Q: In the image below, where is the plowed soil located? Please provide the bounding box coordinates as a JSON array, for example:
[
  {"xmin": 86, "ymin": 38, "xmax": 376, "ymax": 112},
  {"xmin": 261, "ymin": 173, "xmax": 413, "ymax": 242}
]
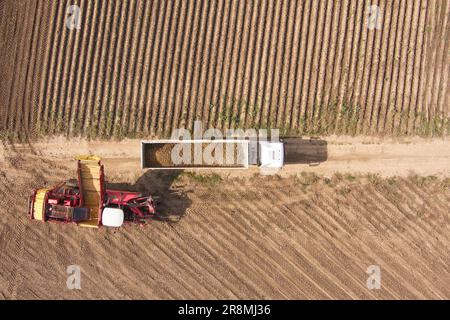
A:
[
  {"xmin": 0, "ymin": 0, "xmax": 449, "ymax": 300},
  {"xmin": 0, "ymin": 0, "xmax": 449, "ymax": 139},
  {"xmin": 0, "ymin": 138, "xmax": 449, "ymax": 299}
]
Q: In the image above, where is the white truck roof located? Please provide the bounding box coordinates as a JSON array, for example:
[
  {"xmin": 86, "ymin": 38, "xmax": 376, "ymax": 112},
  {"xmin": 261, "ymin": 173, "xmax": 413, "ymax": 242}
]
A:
[{"xmin": 259, "ymin": 141, "xmax": 284, "ymax": 168}]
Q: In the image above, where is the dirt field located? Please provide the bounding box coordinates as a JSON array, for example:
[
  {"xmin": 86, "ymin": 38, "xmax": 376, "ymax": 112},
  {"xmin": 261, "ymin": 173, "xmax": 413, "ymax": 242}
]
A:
[
  {"xmin": 0, "ymin": 0, "xmax": 449, "ymax": 300},
  {"xmin": 0, "ymin": 138, "xmax": 449, "ymax": 299},
  {"xmin": 1, "ymin": 0, "xmax": 449, "ymax": 139}
]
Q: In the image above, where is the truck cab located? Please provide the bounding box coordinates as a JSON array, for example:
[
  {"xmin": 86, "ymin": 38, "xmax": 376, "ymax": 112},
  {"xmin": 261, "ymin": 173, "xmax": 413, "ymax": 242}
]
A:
[{"xmin": 258, "ymin": 141, "xmax": 284, "ymax": 168}]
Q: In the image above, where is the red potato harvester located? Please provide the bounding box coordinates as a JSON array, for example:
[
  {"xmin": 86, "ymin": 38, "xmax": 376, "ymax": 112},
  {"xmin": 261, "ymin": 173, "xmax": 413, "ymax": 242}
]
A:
[{"xmin": 28, "ymin": 156, "xmax": 156, "ymax": 228}]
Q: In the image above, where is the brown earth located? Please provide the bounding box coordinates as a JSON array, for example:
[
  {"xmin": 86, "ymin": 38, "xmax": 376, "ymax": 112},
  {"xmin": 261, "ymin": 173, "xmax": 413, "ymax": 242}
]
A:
[
  {"xmin": 0, "ymin": 0, "xmax": 449, "ymax": 139},
  {"xmin": 144, "ymin": 143, "xmax": 178, "ymax": 167},
  {"xmin": 0, "ymin": 138, "xmax": 449, "ymax": 299},
  {"xmin": 10, "ymin": 136, "xmax": 449, "ymax": 178},
  {"xmin": 0, "ymin": 0, "xmax": 449, "ymax": 300}
]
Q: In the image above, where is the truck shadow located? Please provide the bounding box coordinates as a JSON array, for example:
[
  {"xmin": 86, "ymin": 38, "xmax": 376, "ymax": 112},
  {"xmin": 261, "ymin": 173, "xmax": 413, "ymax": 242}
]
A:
[
  {"xmin": 283, "ymin": 137, "xmax": 328, "ymax": 165},
  {"xmin": 107, "ymin": 170, "xmax": 191, "ymax": 223}
]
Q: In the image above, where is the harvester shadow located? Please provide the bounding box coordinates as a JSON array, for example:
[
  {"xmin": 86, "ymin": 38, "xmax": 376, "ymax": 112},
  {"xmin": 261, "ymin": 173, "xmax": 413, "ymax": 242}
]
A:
[
  {"xmin": 107, "ymin": 170, "xmax": 191, "ymax": 224},
  {"xmin": 283, "ymin": 137, "xmax": 328, "ymax": 165}
]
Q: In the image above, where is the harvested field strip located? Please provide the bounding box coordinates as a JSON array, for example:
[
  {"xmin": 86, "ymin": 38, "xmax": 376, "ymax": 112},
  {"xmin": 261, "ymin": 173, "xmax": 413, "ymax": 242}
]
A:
[
  {"xmin": 0, "ymin": 146, "xmax": 449, "ymax": 299},
  {"xmin": 1, "ymin": 0, "xmax": 450, "ymax": 140}
]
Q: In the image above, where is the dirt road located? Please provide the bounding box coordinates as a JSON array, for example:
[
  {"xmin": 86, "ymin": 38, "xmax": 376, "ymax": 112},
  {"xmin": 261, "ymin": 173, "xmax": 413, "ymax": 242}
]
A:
[
  {"xmin": 283, "ymin": 136, "xmax": 450, "ymax": 178},
  {"xmin": 6, "ymin": 136, "xmax": 449, "ymax": 178}
]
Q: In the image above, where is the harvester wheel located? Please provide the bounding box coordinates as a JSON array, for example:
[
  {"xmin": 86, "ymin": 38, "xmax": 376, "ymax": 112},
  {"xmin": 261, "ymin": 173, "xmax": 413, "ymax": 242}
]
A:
[{"xmin": 152, "ymin": 195, "xmax": 161, "ymax": 205}]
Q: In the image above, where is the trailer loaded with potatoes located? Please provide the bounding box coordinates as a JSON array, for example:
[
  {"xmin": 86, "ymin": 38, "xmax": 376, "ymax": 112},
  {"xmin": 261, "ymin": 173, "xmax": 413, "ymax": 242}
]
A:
[{"xmin": 141, "ymin": 139, "xmax": 284, "ymax": 169}]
